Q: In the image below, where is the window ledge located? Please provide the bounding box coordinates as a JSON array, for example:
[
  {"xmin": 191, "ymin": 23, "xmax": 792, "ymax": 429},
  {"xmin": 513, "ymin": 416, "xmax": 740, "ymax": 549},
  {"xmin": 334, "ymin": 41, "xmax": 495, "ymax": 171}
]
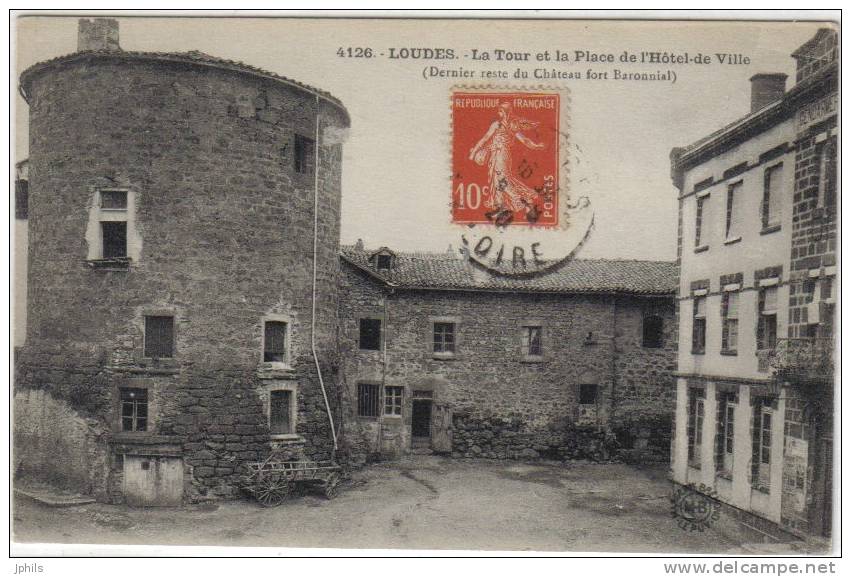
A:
[
  {"xmin": 688, "ymin": 462, "xmax": 702, "ymax": 470},
  {"xmin": 716, "ymin": 471, "xmax": 733, "ymax": 481},
  {"xmin": 723, "ymin": 236, "xmax": 742, "ymax": 246},
  {"xmin": 760, "ymin": 224, "xmax": 781, "ymax": 235},
  {"xmin": 752, "ymin": 485, "xmax": 771, "ymax": 495},
  {"xmin": 258, "ymin": 364, "xmax": 296, "ymax": 379},
  {"xmin": 382, "ymin": 414, "xmax": 403, "ymax": 420},
  {"xmin": 269, "ymin": 434, "xmax": 304, "ymax": 443},
  {"xmin": 720, "ymin": 349, "xmax": 738, "ymax": 356},
  {"xmin": 521, "ymin": 355, "xmax": 545, "ymax": 363},
  {"xmin": 694, "ymin": 245, "xmax": 709, "ymax": 254},
  {"xmin": 432, "ymin": 353, "xmax": 457, "ymax": 361},
  {"xmin": 691, "ymin": 349, "xmax": 706, "ymax": 355},
  {"xmin": 86, "ymin": 257, "xmax": 131, "ymax": 270}
]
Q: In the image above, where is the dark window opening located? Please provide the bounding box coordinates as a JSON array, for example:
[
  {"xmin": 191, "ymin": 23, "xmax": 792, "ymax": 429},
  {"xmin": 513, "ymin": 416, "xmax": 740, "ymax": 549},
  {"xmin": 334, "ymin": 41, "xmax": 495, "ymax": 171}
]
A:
[
  {"xmin": 523, "ymin": 325, "xmax": 543, "ymax": 356},
  {"xmin": 433, "ymin": 322, "xmax": 456, "ymax": 354},
  {"xmin": 819, "ymin": 138, "xmax": 837, "ymax": 210},
  {"xmin": 263, "ymin": 321, "xmax": 287, "ymax": 363},
  {"xmin": 757, "ymin": 286, "xmax": 778, "ymax": 350},
  {"xmin": 579, "ymin": 384, "xmax": 598, "ymax": 405},
  {"xmin": 294, "ymin": 134, "xmax": 314, "ymax": 174},
  {"xmin": 642, "ymin": 315, "xmax": 664, "ymax": 348},
  {"xmin": 269, "ymin": 390, "xmax": 293, "ymax": 435},
  {"xmin": 15, "ymin": 179, "xmax": 28, "ymax": 219},
  {"xmin": 692, "ymin": 297, "xmax": 706, "ymax": 354},
  {"xmin": 695, "ymin": 196, "xmax": 707, "ymax": 247},
  {"xmin": 101, "ymin": 190, "xmax": 128, "ymax": 210},
  {"xmin": 144, "ymin": 315, "xmax": 174, "ymax": 358},
  {"xmin": 384, "ymin": 386, "xmax": 403, "ymax": 416},
  {"xmin": 359, "ymin": 318, "xmax": 382, "ymax": 350},
  {"xmin": 101, "ymin": 221, "xmax": 127, "ymax": 259},
  {"xmin": 120, "ymin": 387, "xmax": 148, "ymax": 432},
  {"xmin": 376, "ymin": 254, "xmax": 392, "ymax": 271},
  {"xmin": 357, "ymin": 383, "xmax": 380, "ymax": 418}
]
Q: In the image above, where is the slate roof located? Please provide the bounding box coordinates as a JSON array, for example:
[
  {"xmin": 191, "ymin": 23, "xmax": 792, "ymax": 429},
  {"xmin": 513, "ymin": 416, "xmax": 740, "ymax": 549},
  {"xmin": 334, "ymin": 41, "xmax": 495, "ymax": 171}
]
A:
[
  {"xmin": 341, "ymin": 246, "xmax": 677, "ymax": 296},
  {"xmin": 19, "ymin": 49, "xmax": 348, "ymax": 121}
]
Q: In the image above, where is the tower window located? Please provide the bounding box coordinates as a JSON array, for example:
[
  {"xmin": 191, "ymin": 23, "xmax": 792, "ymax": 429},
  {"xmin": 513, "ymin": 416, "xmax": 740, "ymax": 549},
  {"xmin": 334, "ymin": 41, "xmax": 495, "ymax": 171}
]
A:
[
  {"xmin": 263, "ymin": 321, "xmax": 288, "ymax": 364},
  {"xmin": 101, "ymin": 221, "xmax": 127, "ymax": 259},
  {"xmin": 144, "ymin": 316, "xmax": 174, "ymax": 358},
  {"xmin": 294, "ymin": 134, "xmax": 314, "ymax": 174}
]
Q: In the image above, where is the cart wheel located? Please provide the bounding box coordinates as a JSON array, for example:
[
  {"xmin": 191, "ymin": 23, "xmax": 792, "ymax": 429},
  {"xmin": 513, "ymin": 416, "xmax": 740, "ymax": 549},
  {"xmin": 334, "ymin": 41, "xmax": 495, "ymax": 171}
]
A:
[
  {"xmin": 256, "ymin": 475, "xmax": 290, "ymax": 508},
  {"xmin": 324, "ymin": 472, "xmax": 341, "ymax": 499}
]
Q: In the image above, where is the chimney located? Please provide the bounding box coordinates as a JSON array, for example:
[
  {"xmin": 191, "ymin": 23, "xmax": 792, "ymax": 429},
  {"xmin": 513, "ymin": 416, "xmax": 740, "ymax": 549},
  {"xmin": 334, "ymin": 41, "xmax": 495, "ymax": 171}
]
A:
[
  {"xmin": 77, "ymin": 18, "xmax": 120, "ymax": 52},
  {"xmin": 749, "ymin": 73, "xmax": 787, "ymax": 112}
]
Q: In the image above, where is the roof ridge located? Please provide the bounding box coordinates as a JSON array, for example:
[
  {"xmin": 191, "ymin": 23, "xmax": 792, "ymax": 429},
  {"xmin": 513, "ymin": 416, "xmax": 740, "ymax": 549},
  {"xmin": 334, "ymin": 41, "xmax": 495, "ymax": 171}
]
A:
[{"xmin": 342, "ymin": 245, "xmax": 673, "ymax": 264}]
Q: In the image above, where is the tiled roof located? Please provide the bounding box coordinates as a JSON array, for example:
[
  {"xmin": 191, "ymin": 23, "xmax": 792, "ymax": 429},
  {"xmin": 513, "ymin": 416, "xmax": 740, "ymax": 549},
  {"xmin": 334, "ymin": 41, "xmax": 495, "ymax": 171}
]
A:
[
  {"xmin": 19, "ymin": 49, "xmax": 348, "ymax": 120},
  {"xmin": 341, "ymin": 246, "xmax": 677, "ymax": 296}
]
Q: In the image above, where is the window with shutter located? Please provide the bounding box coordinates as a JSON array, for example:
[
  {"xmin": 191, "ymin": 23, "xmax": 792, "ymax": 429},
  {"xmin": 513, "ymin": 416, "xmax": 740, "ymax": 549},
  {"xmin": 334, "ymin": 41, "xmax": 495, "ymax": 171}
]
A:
[{"xmin": 144, "ymin": 316, "xmax": 174, "ymax": 358}]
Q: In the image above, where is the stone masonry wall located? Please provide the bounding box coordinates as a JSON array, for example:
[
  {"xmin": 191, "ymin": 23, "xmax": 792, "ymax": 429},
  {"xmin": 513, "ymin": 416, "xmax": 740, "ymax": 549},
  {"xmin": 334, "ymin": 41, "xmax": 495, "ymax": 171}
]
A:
[
  {"xmin": 17, "ymin": 55, "xmax": 347, "ymax": 502},
  {"xmin": 339, "ymin": 262, "xmax": 676, "ymax": 463}
]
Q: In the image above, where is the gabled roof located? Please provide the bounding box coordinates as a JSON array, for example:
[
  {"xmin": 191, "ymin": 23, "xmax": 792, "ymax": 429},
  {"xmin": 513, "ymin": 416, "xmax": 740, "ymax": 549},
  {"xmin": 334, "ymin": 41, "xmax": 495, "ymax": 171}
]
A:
[
  {"xmin": 341, "ymin": 246, "xmax": 677, "ymax": 296},
  {"xmin": 19, "ymin": 49, "xmax": 348, "ymax": 123}
]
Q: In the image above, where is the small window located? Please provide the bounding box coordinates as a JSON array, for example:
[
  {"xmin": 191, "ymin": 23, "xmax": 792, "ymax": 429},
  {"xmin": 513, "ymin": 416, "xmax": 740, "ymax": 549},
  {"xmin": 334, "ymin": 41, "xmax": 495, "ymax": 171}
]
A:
[
  {"xmin": 579, "ymin": 384, "xmax": 598, "ymax": 405},
  {"xmin": 269, "ymin": 389, "xmax": 293, "ymax": 435},
  {"xmin": 642, "ymin": 315, "xmax": 664, "ymax": 348},
  {"xmin": 757, "ymin": 286, "xmax": 778, "ymax": 351},
  {"xmin": 721, "ymin": 292, "xmax": 739, "ymax": 354},
  {"xmin": 725, "ymin": 182, "xmax": 744, "ymax": 240},
  {"xmin": 376, "ymin": 254, "xmax": 392, "ymax": 271},
  {"xmin": 15, "ymin": 178, "xmax": 28, "ymax": 220},
  {"xmin": 357, "ymin": 383, "xmax": 380, "ymax": 418},
  {"xmin": 120, "ymin": 388, "xmax": 148, "ymax": 432},
  {"xmin": 144, "ymin": 316, "xmax": 174, "ymax": 358},
  {"xmin": 695, "ymin": 195, "xmax": 708, "ymax": 247},
  {"xmin": 384, "ymin": 386, "xmax": 403, "ymax": 416},
  {"xmin": 101, "ymin": 190, "xmax": 128, "ymax": 210},
  {"xmin": 359, "ymin": 318, "xmax": 382, "ymax": 350},
  {"xmin": 692, "ymin": 296, "xmax": 707, "ymax": 354},
  {"xmin": 294, "ymin": 134, "xmax": 314, "ymax": 174},
  {"xmin": 101, "ymin": 221, "xmax": 127, "ymax": 259},
  {"xmin": 687, "ymin": 388, "xmax": 706, "ymax": 466},
  {"xmin": 433, "ymin": 322, "xmax": 456, "ymax": 354},
  {"xmin": 263, "ymin": 321, "xmax": 288, "ymax": 363},
  {"xmin": 817, "ymin": 138, "xmax": 837, "ymax": 210},
  {"xmin": 522, "ymin": 325, "xmax": 543, "ymax": 356},
  {"xmin": 762, "ymin": 164, "xmax": 783, "ymax": 229}
]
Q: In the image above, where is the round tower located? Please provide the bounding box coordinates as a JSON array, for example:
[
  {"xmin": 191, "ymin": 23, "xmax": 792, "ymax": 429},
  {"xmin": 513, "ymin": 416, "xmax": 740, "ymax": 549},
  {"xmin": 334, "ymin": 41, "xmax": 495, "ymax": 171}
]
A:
[{"xmin": 16, "ymin": 18, "xmax": 349, "ymax": 504}]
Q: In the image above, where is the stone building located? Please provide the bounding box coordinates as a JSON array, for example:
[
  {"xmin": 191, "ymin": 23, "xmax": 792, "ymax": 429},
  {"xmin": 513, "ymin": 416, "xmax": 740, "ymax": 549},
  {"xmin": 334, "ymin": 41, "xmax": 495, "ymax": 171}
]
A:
[
  {"xmin": 669, "ymin": 28, "xmax": 837, "ymax": 540},
  {"xmin": 14, "ymin": 19, "xmax": 349, "ymax": 505},
  {"xmin": 338, "ymin": 245, "xmax": 678, "ymax": 463}
]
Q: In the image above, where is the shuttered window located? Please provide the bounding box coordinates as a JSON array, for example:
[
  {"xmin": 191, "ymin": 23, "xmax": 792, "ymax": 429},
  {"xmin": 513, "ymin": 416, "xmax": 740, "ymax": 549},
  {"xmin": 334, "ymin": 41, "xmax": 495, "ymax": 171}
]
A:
[
  {"xmin": 144, "ymin": 316, "xmax": 174, "ymax": 358},
  {"xmin": 357, "ymin": 383, "xmax": 380, "ymax": 417},
  {"xmin": 269, "ymin": 390, "xmax": 293, "ymax": 435}
]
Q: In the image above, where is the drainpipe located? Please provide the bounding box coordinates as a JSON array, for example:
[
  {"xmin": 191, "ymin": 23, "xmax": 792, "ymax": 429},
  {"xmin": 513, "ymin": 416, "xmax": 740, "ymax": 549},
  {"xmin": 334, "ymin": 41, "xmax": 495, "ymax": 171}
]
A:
[{"xmin": 311, "ymin": 95, "xmax": 338, "ymax": 453}]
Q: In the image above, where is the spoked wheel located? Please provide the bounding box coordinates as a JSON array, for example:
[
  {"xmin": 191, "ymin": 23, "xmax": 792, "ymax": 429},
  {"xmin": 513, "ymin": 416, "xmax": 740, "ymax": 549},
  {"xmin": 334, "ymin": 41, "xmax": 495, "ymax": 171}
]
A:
[
  {"xmin": 255, "ymin": 474, "xmax": 290, "ymax": 508},
  {"xmin": 324, "ymin": 472, "xmax": 341, "ymax": 499}
]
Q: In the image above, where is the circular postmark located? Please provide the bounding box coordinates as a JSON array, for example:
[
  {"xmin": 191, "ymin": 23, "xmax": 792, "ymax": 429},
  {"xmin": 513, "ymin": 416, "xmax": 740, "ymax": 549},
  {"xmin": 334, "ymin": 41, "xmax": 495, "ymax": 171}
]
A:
[
  {"xmin": 670, "ymin": 483, "xmax": 722, "ymax": 532},
  {"xmin": 450, "ymin": 86, "xmax": 593, "ymax": 276}
]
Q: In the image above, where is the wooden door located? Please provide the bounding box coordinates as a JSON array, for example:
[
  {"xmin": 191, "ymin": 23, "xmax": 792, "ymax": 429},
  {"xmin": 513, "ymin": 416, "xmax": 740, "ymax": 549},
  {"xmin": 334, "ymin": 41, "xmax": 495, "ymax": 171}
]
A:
[
  {"xmin": 431, "ymin": 404, "xmax": 453, "ymax": 454},
  {"xmin": 124, "ymin": 455, "xmax": 183, "ymax": 507}
]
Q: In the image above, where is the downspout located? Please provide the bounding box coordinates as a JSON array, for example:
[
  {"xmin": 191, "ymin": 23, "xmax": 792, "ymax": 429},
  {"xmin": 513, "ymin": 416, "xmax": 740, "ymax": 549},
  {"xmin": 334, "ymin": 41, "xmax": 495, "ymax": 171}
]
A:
[{"xmin": 311, "ymin": 95, "xmax": 338, "ymax": 453}]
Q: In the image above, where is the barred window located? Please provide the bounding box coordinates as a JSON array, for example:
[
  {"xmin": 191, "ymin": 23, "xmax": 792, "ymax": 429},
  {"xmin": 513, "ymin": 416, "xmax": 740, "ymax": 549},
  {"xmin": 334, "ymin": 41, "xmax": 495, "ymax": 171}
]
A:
[
  {"xmin": 433, "ymin": 322, "xmax": 456, "ymax": 354},
  {"xmin": 522, "ymin": 325, "xmax": 543, "ymax": 356},
  {"xmin": 384, "ymin": 386, "xmax": 403, "ymax": 416},
  {"xmin": 357, "ymin": 383, "xmax": 380, "ymax": 418},
  {"xmin": 144, "ymin": 316, "xmax": 174, "ymax": 358},
  {"xmin": 120, "ymin": 388, "xmax": 148, "ymax": 432}
]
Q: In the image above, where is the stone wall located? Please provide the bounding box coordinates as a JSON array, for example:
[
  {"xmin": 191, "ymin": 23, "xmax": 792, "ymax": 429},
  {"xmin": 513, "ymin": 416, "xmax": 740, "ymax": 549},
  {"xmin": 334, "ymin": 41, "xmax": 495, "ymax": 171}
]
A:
[
  {"xmin": 17, "ymin": 53, "xmax": 347, "ymax": 502},
  {"xmin": 339, "ymin": 262, "xmax": 676, "ymax": 463}
]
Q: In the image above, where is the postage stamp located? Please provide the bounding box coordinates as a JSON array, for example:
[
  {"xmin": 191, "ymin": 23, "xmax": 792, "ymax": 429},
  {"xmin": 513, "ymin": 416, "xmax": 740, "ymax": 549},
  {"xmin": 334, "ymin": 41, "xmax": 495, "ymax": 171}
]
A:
[{"xmin": 452, "ymin": 91, "xmax": 560, "ymax": 227}]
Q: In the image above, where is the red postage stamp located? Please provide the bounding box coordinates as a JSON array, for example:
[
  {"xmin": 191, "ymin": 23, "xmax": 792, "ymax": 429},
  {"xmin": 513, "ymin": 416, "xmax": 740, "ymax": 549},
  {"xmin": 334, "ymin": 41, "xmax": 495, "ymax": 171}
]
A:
[{"xmin": 452, "ymin": 91, "xmax": 560, "ymax": 227}]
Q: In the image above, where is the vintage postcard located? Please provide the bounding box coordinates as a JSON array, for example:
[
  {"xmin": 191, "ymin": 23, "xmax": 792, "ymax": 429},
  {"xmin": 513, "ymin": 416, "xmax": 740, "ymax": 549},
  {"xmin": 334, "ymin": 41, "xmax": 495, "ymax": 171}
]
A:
[{"xmin": 10, "ymin": 11, "xmax": 839, "ymax": 562}]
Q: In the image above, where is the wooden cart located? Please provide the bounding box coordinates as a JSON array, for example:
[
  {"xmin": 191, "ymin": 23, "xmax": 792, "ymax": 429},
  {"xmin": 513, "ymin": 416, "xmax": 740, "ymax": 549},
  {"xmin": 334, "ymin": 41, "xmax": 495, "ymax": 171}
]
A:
[{"xmin": 241, "ymin": 457, "xmax": 342, "ymax": 507}]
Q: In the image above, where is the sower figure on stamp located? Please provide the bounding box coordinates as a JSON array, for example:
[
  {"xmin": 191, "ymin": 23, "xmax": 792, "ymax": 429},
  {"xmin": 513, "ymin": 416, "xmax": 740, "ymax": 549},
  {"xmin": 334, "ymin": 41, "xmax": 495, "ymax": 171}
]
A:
[{"xmin": 468, "ymin": 102, "xmax": 545, "ymax": 225}]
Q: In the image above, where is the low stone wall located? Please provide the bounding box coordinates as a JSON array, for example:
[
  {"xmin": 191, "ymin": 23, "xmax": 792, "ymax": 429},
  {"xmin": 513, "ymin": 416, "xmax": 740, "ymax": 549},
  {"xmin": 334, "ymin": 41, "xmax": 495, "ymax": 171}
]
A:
[{"xmin": 450, "ymin": 413, "xmax": 671, "ymax": 463}]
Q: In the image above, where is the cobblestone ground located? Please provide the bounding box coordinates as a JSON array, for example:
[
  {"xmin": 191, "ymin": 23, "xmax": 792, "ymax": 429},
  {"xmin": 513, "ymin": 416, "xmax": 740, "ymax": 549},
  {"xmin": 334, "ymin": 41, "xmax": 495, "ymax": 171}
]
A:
[{"xmin": 12, "ymin": 457, "xmax": 807, "ymax": 553}]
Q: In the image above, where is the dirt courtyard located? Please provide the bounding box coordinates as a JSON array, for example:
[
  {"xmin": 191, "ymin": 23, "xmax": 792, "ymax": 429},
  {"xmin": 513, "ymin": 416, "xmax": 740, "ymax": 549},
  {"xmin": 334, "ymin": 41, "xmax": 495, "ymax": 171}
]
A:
[{"xmin": 13, "ymin": 457, "xmax": 804, "ymax": 553}]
